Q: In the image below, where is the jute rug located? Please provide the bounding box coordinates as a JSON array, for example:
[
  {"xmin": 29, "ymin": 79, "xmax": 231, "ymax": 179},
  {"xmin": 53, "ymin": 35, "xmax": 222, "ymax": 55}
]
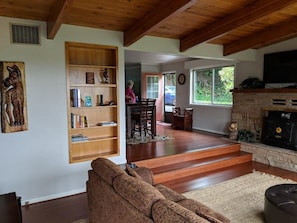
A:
[
  {"xmin": 126, "ymin": 134, "xmax": 173, "ymax": 145},
  {"xmin": 183, "ymin": 171, "xmax": 297, "ymax": 223}
]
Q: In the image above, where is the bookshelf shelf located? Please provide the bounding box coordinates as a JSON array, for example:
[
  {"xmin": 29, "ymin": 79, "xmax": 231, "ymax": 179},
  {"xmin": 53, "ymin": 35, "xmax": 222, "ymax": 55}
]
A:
[
  {"xmin": 71, "ymin": 136, "xmax": 118, "ymax": 143},
  {"xmin": 66, "ymin": 42, "xmax": 120, "ymax": 163},
  {"xmin": 69, "ymin": 64, "xmax": 116, "ymax": 69}
]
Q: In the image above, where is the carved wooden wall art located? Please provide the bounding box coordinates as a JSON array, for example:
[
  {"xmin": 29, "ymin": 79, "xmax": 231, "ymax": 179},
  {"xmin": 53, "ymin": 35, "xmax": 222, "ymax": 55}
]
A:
[{"xmin": 0, "ymin": 62, "xmax": 28, "ymax": 133}]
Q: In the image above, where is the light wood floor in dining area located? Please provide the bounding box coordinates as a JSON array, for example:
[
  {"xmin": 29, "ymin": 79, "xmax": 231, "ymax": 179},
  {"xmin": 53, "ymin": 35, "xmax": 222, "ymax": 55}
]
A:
[{"xmin": 22, "ymin": 123, "xmax": 297, "ymax": 223}]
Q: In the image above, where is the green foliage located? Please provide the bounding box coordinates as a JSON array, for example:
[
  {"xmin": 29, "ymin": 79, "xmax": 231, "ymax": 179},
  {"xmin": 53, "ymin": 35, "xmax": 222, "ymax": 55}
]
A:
[
  {"xmin": 237, "ymin": 129, "xmax": 254, "ymax": 142},
  {"xmin": 194, "ymin": 66, "xmax": 234, "ymax": 105}
]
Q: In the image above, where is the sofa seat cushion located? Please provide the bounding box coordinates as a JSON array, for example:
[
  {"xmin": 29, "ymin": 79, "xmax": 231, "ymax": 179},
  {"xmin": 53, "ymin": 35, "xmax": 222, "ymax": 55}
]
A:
[
  {"xmin": 152, "ymin": 199, "xmax": 211, "ymax": 223},
  {"xmin": 177, "ymin": 199, "xmax": 230, "ymax": 223},
  {"xmin": 91, "ymin": 158, "xmax": 127, "ymax": 185},
  {"xmin": 113, "ymin": 174, "xmax": 165, "ymax": 217},
  {"xmin": 155, "ymin": 184, "xmax": 186, "ymax": 202}
]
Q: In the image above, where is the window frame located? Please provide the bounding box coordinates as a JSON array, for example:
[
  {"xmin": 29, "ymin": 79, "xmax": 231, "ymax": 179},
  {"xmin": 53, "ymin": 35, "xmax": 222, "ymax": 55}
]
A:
[
  {"xmin": 146, "ymin": 75, "xmax": 159, "ymax": 99},
  {"xmin": 190, "ymin": 63, "xmax": 236, "ymax": 107}
]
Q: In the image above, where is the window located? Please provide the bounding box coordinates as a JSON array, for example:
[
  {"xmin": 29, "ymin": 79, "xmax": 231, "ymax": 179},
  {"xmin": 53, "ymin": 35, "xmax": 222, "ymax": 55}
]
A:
[
  {"xmin": 146, "ymin": 76, "xmax": 159, "ymax": 99},
  {"xmin": 191, "ymin": 66, "xmax": 234, "ymax": 105}
]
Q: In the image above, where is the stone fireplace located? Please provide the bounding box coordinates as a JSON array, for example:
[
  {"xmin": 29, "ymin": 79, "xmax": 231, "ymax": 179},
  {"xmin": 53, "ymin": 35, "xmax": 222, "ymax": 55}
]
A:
[{"xmin": 231, "ymin": 88, "xmax": 297, "ymax": 172}]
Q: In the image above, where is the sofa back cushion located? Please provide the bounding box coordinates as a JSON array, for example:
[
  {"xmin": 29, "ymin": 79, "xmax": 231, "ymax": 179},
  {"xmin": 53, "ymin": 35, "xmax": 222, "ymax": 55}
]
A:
[
  {"xmin": 113, "ymin": 174, "xmax": 165, "ymax": 217},
  {"xmin": 91, "ymin": 158, "xmax": 126, "ymax": 185}
]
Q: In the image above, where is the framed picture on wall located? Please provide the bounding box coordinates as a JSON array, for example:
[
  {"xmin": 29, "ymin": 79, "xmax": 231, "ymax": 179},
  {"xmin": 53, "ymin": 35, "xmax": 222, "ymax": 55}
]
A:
[{"xmin": 0, "ymin": 61, "xmax": 28, "ymax": 133}]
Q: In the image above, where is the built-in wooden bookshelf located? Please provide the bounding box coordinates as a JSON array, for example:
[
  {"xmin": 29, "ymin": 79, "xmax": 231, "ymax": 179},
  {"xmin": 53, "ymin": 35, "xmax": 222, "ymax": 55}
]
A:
[{"xmin": 65, "ymin": 42, "xmax": 120, "ymax": 163}]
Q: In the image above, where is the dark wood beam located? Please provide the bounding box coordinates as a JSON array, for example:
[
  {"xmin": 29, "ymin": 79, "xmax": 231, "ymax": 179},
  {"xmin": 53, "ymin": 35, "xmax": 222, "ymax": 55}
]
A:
[
  {"xmin": 47, "ymin": 0, "xmax": 73, "ymax": 39},
  {"xmin": 180, "ymin": 0, "xmax": 297, "ymax": 52},
  {"xmin": 223, "ymin": 18, "xmax": 297, "ymax": 56},
  {"xmin": 124, "ymin": 0, "xmax": 197, "ymax": 47}
]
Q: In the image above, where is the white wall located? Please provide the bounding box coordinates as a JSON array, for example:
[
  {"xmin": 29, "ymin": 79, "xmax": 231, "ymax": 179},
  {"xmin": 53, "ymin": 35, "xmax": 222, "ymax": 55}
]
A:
[
  {"xmin": 162, "ymin": 60, "xmax": 232, "ymax": 134},
  {"xmin": 1, "ymin": 15, "xmax": 297, "ymax": 205},
  {"xmin": 161, "ymin": 39, "xmax": 297, "ymax": 135},
  {"xmin": 0, "ymin": 17, "xmax": 126, "ymax": 204}
]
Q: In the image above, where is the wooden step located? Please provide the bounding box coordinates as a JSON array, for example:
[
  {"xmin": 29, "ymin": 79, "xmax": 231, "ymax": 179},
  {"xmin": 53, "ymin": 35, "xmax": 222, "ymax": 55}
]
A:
[
  {"xmin": 133, "ymin": 143, "xmax": 241, "ymax": 168},
  {"xmin": 153, "ymin": 151, "xmax": 252, "ymax": 184},
  {"xmin": 132, "ymin": 143, "xmax": 253, "ymax": 184}
]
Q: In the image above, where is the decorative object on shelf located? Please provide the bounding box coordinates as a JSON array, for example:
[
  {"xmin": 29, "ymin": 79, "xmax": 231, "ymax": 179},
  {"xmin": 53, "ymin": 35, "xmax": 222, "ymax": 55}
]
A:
[
  {"xmin": 229, "ymin": 122, "xmax": 238, "ymax": 140},
  {"xmin": 101, "ymin": 68, "xmax": 109, "ymax": 84},
  {"xmin": 70, "ymin": 89, "xmax": 81, "ymax": 107},
  {"xmin": 99, "ymin": 94, "xmax": 104, "ymax": 106},
  {"xmin": 85, "ymin": 96, "xmax": 92, "ymax": 107},
  {"xmin": 178, "ymin": 73, "xmax": 186, "ymax": 85},
  {"xmin": 0, "ymin": 61, "xmax": 28, "ymax": 133},
  {"xmin": 239, "ymin": 77, "xmax": 264, "ymax": 89},
  {"xmin": 86, "ymin": 72, "xmax": 95, "ymax": 84}
]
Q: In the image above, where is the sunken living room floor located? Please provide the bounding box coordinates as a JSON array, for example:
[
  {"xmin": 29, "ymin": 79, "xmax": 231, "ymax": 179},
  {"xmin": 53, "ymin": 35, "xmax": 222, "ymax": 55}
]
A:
[{"xmin": 22, "ymin": 123, "xmax": 297, "ymax": 223}]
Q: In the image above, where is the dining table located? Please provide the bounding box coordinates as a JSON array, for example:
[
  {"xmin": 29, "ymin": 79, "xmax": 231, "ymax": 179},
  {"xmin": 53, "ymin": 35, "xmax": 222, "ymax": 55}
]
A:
[{"xmin": 126, "ymin": 102, "xmax": 156, "ymax": 139}]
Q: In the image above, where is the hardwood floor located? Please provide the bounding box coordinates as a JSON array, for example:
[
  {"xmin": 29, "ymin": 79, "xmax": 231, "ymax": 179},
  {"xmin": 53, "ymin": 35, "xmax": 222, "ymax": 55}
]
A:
[{"xmin": 22, "ymin": 123, "xmax": 297, "ymax": 223}]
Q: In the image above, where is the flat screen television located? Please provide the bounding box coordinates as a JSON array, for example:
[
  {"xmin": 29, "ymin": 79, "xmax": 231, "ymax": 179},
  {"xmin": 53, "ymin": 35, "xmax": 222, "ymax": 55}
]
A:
[{"xmin": 263, "ymin": 49, "xmax": 297, "ymax": 85}]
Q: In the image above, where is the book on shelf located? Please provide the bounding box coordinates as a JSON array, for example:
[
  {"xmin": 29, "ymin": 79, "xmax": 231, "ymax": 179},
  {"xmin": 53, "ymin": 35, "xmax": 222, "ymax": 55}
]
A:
[
  {"xmin": 86, "ymin": 72, "xmax": 95, "ymax": 84},
  {"xmin": 97, "ymin": 121, "xmax": 117, "ymax": 126},
  {"xmin": 71, "ymin": 113, "xmax": 88, "ymax": 128},
  {"xmin": 85, "ymin": 96, "xmax": 92, "ymax": 107},
  {"xmin": 70, "ymin": 88, "xmax": 81, "ymax": 107},
  {"xmin": 71, "ymin": 134, "xmax": 89, "ymax": 142}
]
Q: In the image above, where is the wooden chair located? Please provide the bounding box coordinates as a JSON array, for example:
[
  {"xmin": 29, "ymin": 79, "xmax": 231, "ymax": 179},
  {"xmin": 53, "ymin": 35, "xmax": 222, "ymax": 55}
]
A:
[
  {"xmin": 131, "ymin": 98, "xmax": 156, "ymax": 139},
  {"xmin": 172, "ymin": 107, "xmax": 193, "ymax": 131},
  {"xmin": 0, "ymin": 192, "xmax": 22, "ymax": 223}
]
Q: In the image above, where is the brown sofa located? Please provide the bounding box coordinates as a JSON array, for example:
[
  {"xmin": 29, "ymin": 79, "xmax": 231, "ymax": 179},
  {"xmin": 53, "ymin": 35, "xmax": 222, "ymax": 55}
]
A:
[{"xmin": 87, "ymin": 158, "xmax": 230, "ymax": 223}]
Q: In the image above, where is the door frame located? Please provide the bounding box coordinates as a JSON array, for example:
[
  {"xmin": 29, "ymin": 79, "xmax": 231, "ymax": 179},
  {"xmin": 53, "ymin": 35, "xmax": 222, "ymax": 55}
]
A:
[{"xmin": 141, "ymin": 72, "xmax": 163, "ymax": 121}]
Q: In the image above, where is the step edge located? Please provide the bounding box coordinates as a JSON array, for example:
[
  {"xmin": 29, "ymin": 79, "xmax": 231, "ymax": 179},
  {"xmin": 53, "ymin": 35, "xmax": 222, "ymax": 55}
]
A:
[
  {"xmin": 153, "ymin": 154, "xmax": 252, "ymax": 184},
  {"xmin": 152, "ymin": 151, "xmax": 251, "ymax": 174},
  {"xmin": 134, "ymin": 143, "xmax": 241, "ymax": 168}
]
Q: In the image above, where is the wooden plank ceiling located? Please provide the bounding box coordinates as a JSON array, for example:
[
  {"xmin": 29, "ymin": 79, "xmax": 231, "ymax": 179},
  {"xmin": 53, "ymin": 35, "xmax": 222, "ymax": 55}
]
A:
[{"xmin": 1, "ymin": 0, "xmax": 297, "ymax": 55}]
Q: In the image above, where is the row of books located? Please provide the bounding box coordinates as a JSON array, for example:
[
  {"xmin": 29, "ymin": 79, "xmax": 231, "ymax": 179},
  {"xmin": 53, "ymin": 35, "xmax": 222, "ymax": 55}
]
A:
[
  {"xmin": 71, "ymin": 134, "xmax": 89, "ymax": 142},
  {"xmin": 71, "ymin": 113, "xmax": 88, "ymax": 128}
]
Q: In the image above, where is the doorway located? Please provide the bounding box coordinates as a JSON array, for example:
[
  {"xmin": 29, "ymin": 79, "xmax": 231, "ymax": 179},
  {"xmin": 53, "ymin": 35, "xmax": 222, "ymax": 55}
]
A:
[
  {"xmin": 164, "ymin": 72, "xmax": 176, "ymax": 123},
  {"xmin": 142, "ymin": 73, "xmax": 163, "ymax": 121}
]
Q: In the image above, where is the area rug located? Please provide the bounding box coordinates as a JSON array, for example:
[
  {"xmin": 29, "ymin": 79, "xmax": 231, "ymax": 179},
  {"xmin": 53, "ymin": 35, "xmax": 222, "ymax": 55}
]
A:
[
  {"xmin": 126, "ymin": 134, "xmax": 173, "ymax": 145},
  {"xmin": 183, "ymin": 171, "xmax": 297, "ymax": 223}
]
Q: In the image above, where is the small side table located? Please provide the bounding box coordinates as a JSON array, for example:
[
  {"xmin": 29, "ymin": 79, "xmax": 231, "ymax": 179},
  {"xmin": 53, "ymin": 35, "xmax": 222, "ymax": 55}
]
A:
[{"xmin": 0, "ymin": 192, "xmax": 22, "ymax": 223}]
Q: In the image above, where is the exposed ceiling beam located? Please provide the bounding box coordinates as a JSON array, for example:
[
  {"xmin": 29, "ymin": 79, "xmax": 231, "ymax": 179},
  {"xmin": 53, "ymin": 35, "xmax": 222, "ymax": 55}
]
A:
[
  {"xmin": 47, "ymin": 0, "xmax": 73, "ymax": 39},
  {"xmin": 180, "ymin": 0, "xmax": 297, "ymax": 52},
  {"xmin": 223, "ymin": 18, "xmax": 297, "ymax": 56},
  {"xmin": 124, "ymin": 0, "xmax": 197, "ymax": 47}
]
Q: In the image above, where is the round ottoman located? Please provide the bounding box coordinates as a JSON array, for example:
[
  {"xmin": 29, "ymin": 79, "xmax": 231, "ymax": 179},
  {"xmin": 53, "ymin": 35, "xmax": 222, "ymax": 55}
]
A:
[{"xmin": 264, "ymin": 184, "xmax": 297, "ymax": 223}]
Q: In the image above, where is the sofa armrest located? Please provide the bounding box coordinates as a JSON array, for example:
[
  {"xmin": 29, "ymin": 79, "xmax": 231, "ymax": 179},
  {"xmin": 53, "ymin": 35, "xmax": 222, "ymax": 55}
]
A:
[
  {"xmin": 126, "ymin": 164, "xmax": 154, "ymax": 185},
  {"xmin": 155, "ymin": 184, "xmax": 186, "ymax": 202}
]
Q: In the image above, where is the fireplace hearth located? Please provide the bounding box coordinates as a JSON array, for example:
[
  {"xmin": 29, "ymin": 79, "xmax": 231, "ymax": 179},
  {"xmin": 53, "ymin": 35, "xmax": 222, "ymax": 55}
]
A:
[{"xmin": 262, "ymin": 110, "xmax": 297, "ymax": 151}]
